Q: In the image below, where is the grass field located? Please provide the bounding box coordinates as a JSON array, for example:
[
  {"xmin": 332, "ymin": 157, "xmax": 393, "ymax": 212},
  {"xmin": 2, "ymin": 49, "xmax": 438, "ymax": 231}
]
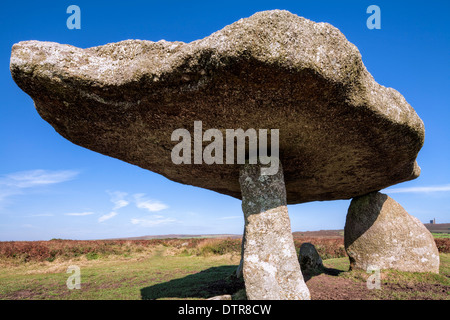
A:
[
  {"xmin": 0, "ymin": 237, "xmax": 448, "ymax": 300},
  {"xmin": 432, "ymin": 233, "xmax": 450, "ymax": 239},
  {"xmin": 0, "ymin": 245, "xmax": 243, "ymax": 300}
]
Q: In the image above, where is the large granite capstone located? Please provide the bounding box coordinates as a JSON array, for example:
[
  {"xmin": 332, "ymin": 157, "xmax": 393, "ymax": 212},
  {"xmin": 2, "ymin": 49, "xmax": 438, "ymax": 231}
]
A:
[{"xmin": 10, "ymin": 10, "xmax": 424, "ymax": 203}]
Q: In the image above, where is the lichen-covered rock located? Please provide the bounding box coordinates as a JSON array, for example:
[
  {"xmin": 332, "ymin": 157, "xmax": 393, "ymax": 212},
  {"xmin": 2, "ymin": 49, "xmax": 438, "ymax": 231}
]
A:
[
  {"xmin": 299, "ymin": 243, "xmax": 324, "ymax": 272},
  {"xmin": 10, "ymin": 10, "xmax": 424, "ymax": 204},
  {"xmin": 239, "ymin": 162, "xmax": 310, "ymax": 300},
  {"xmin": 345, "ymin": 192, "xmax": 439, "ymax": 273}
]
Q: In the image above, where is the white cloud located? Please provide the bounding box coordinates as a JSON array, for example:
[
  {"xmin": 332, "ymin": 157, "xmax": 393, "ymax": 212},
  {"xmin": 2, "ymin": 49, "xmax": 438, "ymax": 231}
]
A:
[
  {"xmin": 98, "ymin": 211, "xmax": 118, "ymax": 222},
  {"xmin": 134, "ymin": 194, "xmax": 168, "ymax": 212},
  {"xmin": 95, "ymin": 191, "xmax": 130, "ymax": 223},
  {"xmin": 384, "ymin": 184, "xmax": 450, "ymax": 194},
  {"xmin": 107, "ymin": 191, "xmax": 129, "ymax": 210},
  {"xmin": 131, "ymin": 215, "xmax": 177, "ymax": 227},
  {"xmin": 137, "ymin": 201, "xmax": 168, "ymax": 212},
  {"xmin": 114, "ymin": 200, "xmax": 129, "ymax": 210},
  {"xmin": 0, "ymin": 169, "xmax": 80, "ymax": 208},
  {"xmin": 95, "ymin": 192, "xmax": 169, "ymax": 224},
  {"xmin": 65, "ymin": 212, "xmax": 95, "ymax": 216},
  {"xmin": 1, "ymin": 169, "xmax": 79, "ymax": 189}
]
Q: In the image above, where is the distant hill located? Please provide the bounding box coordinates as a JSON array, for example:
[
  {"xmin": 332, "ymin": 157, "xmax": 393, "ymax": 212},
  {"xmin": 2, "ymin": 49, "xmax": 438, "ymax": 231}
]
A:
[
  {"xmin": 109, "ymin": 231, "xmax": 346, "ymax": 240},
  {"xmin": 424, "ymin": 223, "xmax": 450, "ymax": 234},
  {"xmin": 106, "ymin": 234, "xmax": 242, "ymax": 240},
  {"xmin": 292, "ymin": 230, "xmax": 344, "ymax": 238},
  {"xmin": 105, "ymin": 223, "xmax": 448, "ymax": 241}
]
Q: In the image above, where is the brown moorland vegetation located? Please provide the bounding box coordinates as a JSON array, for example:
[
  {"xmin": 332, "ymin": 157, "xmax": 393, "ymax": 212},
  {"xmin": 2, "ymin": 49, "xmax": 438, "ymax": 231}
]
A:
[
  {"xmin": 0, "ymin": 238, "xmax": 241, "ymax": 263},
  {"xmin": 0, "ymin": 236, "xmax": 448, "ymax": 263},
  {"xmin": 293, "ymin": 237, "xmax": 347, "ymax": 259}
]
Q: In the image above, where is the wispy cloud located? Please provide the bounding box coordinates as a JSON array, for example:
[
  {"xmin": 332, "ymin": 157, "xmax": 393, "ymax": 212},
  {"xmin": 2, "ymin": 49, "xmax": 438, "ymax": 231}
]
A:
[
  {"xmin": 384, "ymin": 184, "xmax": 450, "ymax": 194},
  {"xmin": 131, "ymin": 215, "xmax": 177, "ymax": 227},
  {"xmin": 65, "ymin": 212, "xmax": 95, "ymax": 216},
  {"xmin": 0, "ymin": 169, "xmax": 80, "ymax": 208},
  {"xmin": 107, "ymin": 191, "xmax": 129, "ymax": 210},
  {"xmin": 134, "ymin": 194, "xmax": 168, "ymax": 212},
  {"xmin": 1, "ymin": 169, "xmax": 79, "ymax": 189},
  {"xmin": 97, "ymin": 191, "xmax": 169, "ymax": 223},
  {"xmin": 98, "ymin": 211, "xmax": 118, "ymax": 222},
  {"xmin": 96, "ymin": 191, "xmax": 130, "ymax": 223}
]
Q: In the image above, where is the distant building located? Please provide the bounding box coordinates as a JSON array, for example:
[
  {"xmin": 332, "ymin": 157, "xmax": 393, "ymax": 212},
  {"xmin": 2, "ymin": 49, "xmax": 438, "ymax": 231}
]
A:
[{"xmin": 429, "ymin": 218, "xmax": 436, "ymax": 224}]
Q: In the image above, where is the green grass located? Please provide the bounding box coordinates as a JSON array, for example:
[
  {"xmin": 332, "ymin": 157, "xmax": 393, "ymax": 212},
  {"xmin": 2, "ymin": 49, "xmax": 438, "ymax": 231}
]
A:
[
  {"xmin": 86, "ymin": 252, "xmax": 99, "ymax": 260},
  {"xmin": 322, "ymin": 257, "xmax": 350, "ymax": 272},
  {"xmin": 0, "ymin": 247, "xmax": 448, "ymax": 300},
  {"xmin": 438, "ymin": 252, "xmax": 450, "ymax": 275},
  {"xmin": 0, "ymin": 249, "xmax": 242, "ymax": 300},
  {"xmin": 432, "ymin": 233, "xmax": 450, "ymax": 239}
]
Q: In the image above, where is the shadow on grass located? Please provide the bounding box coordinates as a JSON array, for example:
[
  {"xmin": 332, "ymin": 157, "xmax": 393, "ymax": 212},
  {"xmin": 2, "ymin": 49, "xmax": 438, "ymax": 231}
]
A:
[
  {"xmin": 140, "ymin": 265, "xmax": 244, "ymax": 300},
  {"xmin": 303, "ymin": 266, "xmax": 345, "ymax": 282}
]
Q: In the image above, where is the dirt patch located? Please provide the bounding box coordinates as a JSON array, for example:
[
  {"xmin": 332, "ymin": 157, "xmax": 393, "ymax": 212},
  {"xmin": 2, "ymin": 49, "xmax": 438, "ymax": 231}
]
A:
[
  {"xmin": 375, "ymin": 282, "xmax": 449, "ymax": 300},
  {"xmin": 2, "ymin": 285, "xmax": 71, "ymax": 300},
  {"xmin": 304, "ymin": 270, "xmax": 449, "ymax": 300},
  {"xmin": 5, "ymin": 289, "xmax": 37, "ymax": 300},
  {"xmin": 306, "ymin": 273, "xmax": 373, "ymax": 300}
]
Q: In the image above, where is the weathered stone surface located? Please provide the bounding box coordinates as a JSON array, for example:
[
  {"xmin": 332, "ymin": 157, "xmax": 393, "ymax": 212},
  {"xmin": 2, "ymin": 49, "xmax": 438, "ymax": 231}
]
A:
[
  {"xmin": 239, "ymin": 162, "xmax": 310, "ymax": 300},
  {"xmin": 10, "ymin": 10, "xmax": 424, "ymax": 204},
  {"xmin": 299, "ymin": 243, "xmax": 324, "ymax": 272},
  {"xmin": 345, "ymin": 192, "xmax": 439, "ymax": 273}
]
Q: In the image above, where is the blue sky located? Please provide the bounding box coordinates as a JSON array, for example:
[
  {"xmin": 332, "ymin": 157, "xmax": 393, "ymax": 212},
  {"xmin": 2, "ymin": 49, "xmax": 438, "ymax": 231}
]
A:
[{"xmin": 0, "ymin": 1, "xmax": 449, "ymax": 240}]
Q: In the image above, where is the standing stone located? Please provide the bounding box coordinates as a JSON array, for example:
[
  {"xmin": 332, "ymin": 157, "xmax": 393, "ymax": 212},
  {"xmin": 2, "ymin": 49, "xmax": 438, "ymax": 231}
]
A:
[
  {"xmin": 299, "ymin": 243, "xmax": 324, "ymax": 272},
  {"xmin": 345, "ymin": 192, "xmax": 439, "ymax": 273},
  {"xmin": 239, "ymin": 161, "xmax": 310, "ymax": 300}
]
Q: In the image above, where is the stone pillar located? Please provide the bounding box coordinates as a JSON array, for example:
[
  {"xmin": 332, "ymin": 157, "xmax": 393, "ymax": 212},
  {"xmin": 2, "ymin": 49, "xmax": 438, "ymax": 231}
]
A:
[
  {"xmin": 345, "ymin": 191, "xmax": 440, "ymax": 273},
  {"xmin": 299, "ymin": 243, "xmax": 324, "ymax": 273},
  {"xmin": 239, "ymin": 162, "xmax": 310, "ymax": 300}
]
